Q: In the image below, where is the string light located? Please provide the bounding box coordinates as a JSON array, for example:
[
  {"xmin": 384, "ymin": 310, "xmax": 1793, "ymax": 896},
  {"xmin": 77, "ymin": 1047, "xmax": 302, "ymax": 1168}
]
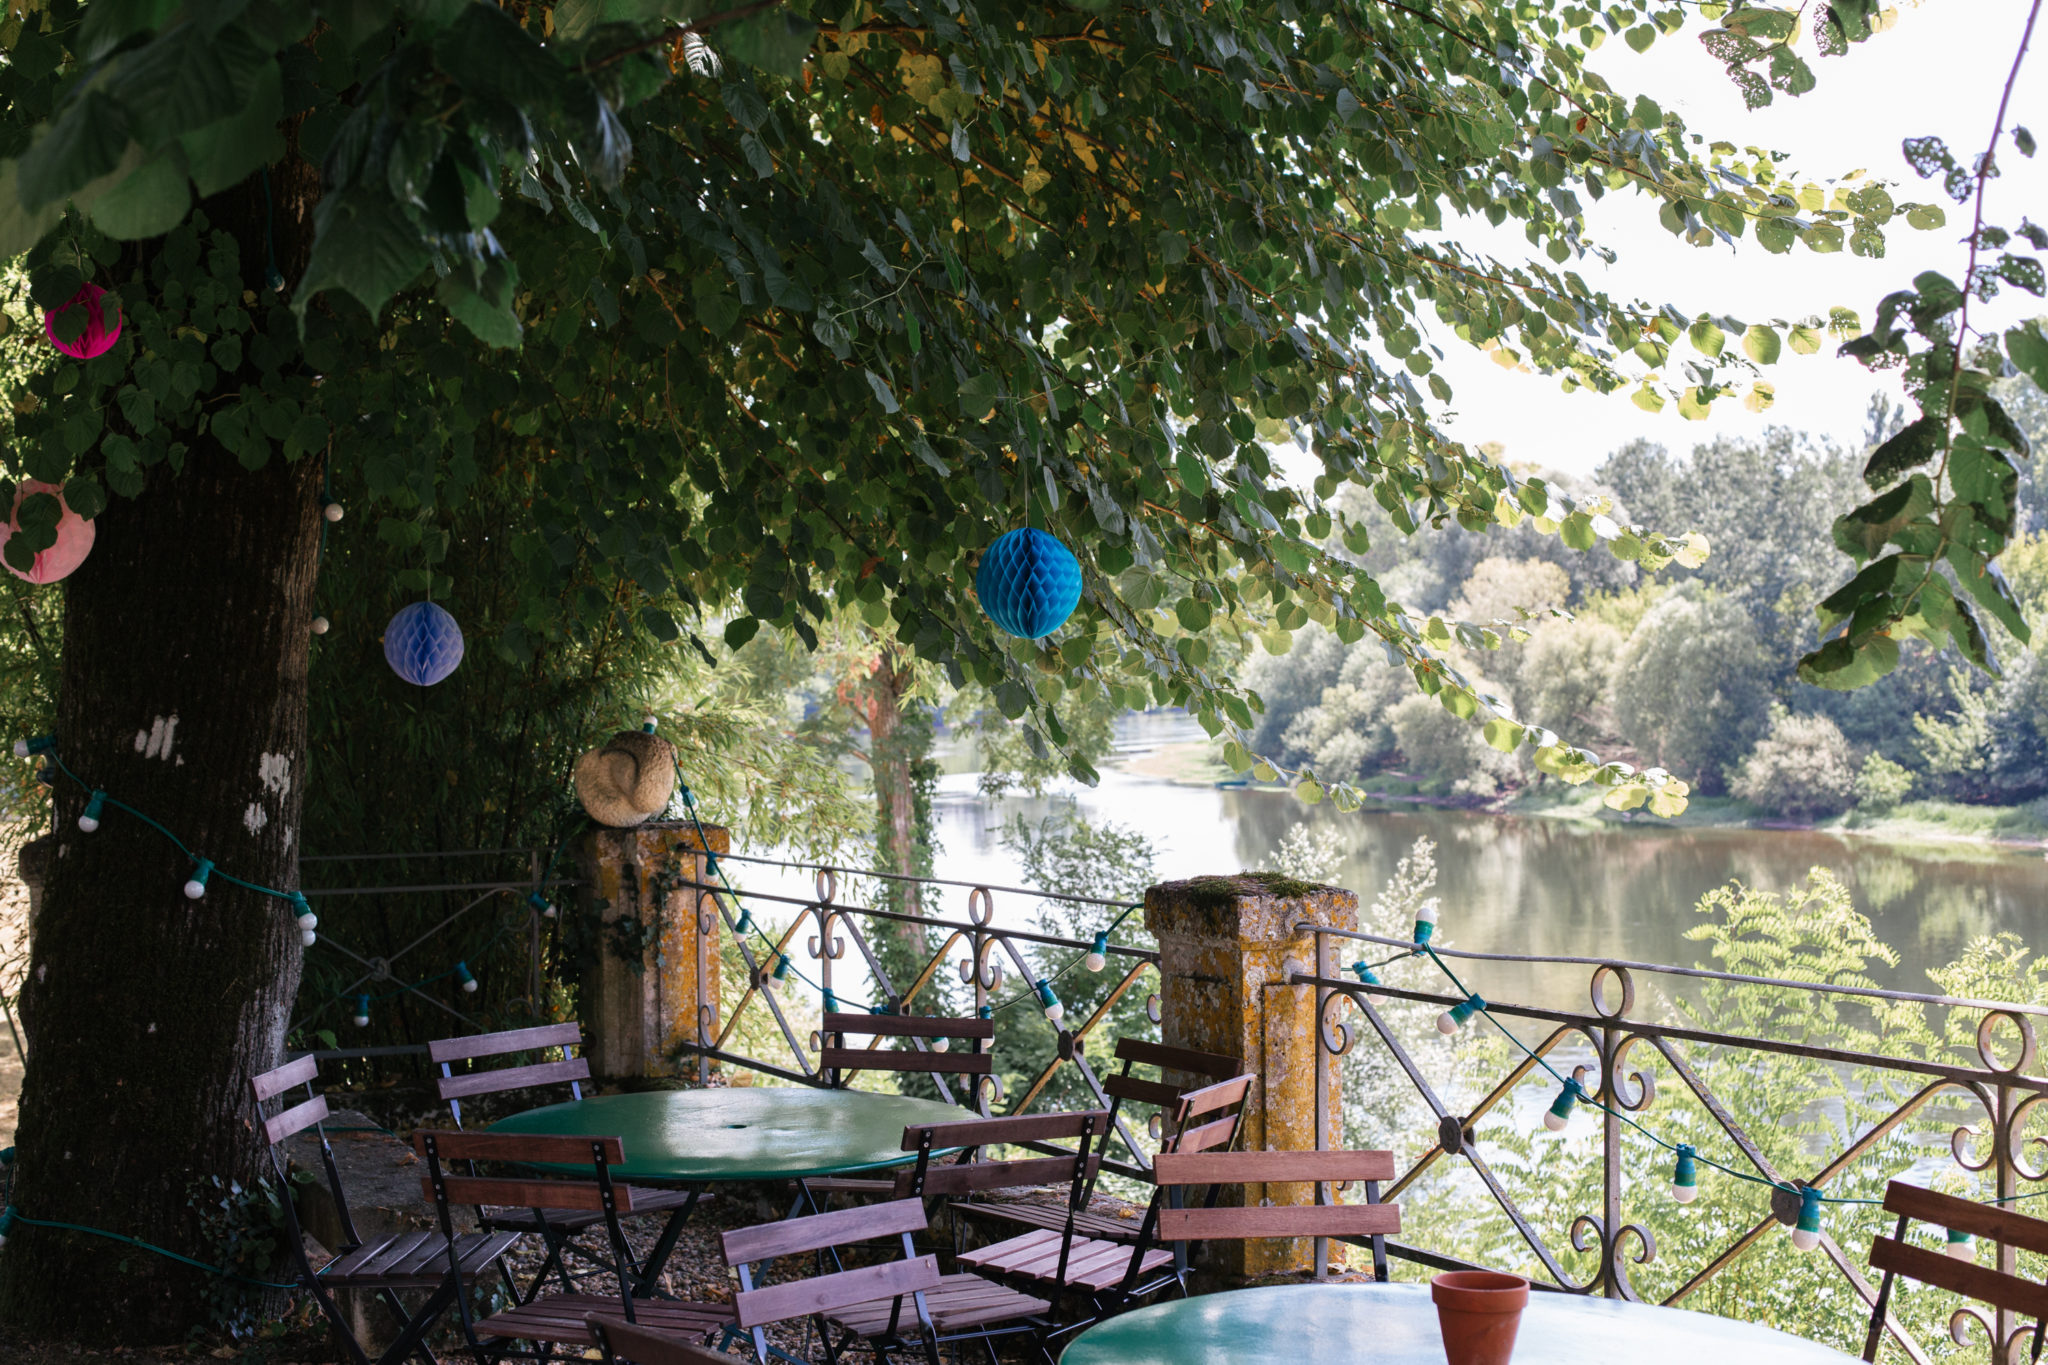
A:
[
  {"xmin": 1791, "ymin": 1185, "xmax": 1824, "ymax": 1251},
  {"xmin": 1543, "ymin": 1075, "xmax": 1585, "ymax": 1132},
  {"xmin": 525, "ymin": 891, "xmax": 556, "ymax": 919},
  {"xmin": 931, "ymin": 1033, "xmax": 949, "ymax": 1053},
  {"xmin": 641, "ymin": 714, "xmax": 658, "ymax": 732},
  {"xmin": 1436, "ymin": 993, "xmax": 1486, "ymax": 1035},
  {"xmin": 1413, "ymin": 897, "xmax": 1439, "ymax": 947},
  {"xmin": 291, "ymin": 892, "xmax": 317, "ymax": 947},
  {"xmin": 822, "ymin": 988, "xmax": 839, "ymax": 1014},
  {"xmin": 352, "ymin": 994, "xmax": 370, "ymax": 1028},
  {"xmin": 310, "ymin": 616, "xmax": 330, "ymax": 636},
  {"xmin": 455, "ymin": 961, "xmax": 478, "ymax": 994},
  {"xmin": 1671, "ymin": 1145, "xmax": 1699, "ymax": 1204},
  {"xmin": 1349, "ymin": 962, "xmax": 1381, "ymax": 985},
  {"xmin": 12, "ymin": 734, "xmax": 53, "ymax": 758},
  {"xmin": 1035, "ymin": 978, "xmax": 1064, "ymax": 1024},
  {"xmin": 77, "ymin": 790, "xmax": 105, "ymax": 833},
  {"xmin": 1084, "ymin": 931, "xmax": 1109, "ymax": 973},
  {"xmin": 1946, "ymin": 1227, "xmax": 1976, "ymax": 1261},
  {"xmin": 183, "ymin": 859, "xmax": 214, "ymax": 900},
  {"xmin": 763, "ymin": 954, "xmax": 791, "ymax": 994},
  {"xmin": 322, "ymin": 499, "xmax": 344, "ymax": 523}
]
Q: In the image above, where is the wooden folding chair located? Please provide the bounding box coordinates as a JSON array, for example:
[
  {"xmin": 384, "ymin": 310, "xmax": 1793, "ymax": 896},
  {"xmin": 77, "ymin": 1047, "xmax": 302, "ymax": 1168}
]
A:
[
  {"xmin": 953, "ymin": 1038, "xmax": 1250, "ymax": 1247},
  {"xmin": 1129, "ymin": 1147, "xmax": 1401, "ymax": 1292},
  {"xmin": 801, "ymin": 1010, "xmax": 995, "ymax": 1208},
  {"xmin": 412, "ymin": 1129, "xmax": 734, "ymax": 1363},
  {"xmin": 720, "ymin": 1196, "xmax": 946, "ymax": 1365},
  {"xmin": 431, "ymin": 1022, "xmax": 706, "ymax": 1296},
  {"xmin": 1862, "ymin": 1180, "xmax": 2048, "ymax": 1362},
  {"xmin": 249, "ymin": 1057, "xmax": 524, "ymax": 1365},
  {"xmin": 586, "ymin": 1313, "xmax": 731, "ymax": 1365}
]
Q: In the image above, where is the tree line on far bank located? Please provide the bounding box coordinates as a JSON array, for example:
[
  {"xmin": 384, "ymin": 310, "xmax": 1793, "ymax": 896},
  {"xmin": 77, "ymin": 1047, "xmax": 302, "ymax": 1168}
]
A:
[{"xmin": 1245, "ymin": 378, "xmax": 2048, "ymax": 823}]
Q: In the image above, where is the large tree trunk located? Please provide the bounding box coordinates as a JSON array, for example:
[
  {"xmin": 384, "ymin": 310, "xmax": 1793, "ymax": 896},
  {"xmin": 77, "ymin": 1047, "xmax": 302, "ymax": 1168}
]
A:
[
  {"xmin": 0, "ymin": 174, "xmax": 319, "ymax": 1340},
  {"xmin": 858, "ymin": 648, "xmax": 925, "ymax": 923}
]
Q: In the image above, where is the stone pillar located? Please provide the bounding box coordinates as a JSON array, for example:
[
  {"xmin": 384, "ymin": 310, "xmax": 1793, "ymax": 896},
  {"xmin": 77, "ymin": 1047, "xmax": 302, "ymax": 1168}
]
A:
[
  {"xmin": 574, "ymin": 819, "xmax": 727, "ymax": 1080},
  {"xmin": 1145, "ymin": 871, "xmax": 1358, "ymax": 1279}
]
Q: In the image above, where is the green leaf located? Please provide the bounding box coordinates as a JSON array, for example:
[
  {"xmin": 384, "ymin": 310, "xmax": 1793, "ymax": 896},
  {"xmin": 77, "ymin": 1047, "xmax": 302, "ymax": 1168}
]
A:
[
  {"xmin": 1831, "ymin": 474, "xmax": 1934, "ymax": 561},
  {"xmin": 864, "ymin": 369, "xmax": 899, "ymax": 414},
  {"xmin": 1787, "ymin": 322, "xmax": 1824, "ymax": 354},
  {"xmin": 723, "ymin": 616, "xmax": 761, "ymax": 650},
  {"xmin": 1862, "ymin": 415, "xmax": 1943, "ymax": 489},
  {"xmin": 77, "ymin": 0, "xmax": 179, "ymax": 63},
  {"xmin": 1741, "ymin": 324, "xmax": 1781, "ymax": 364},
  {"xmin": 89, "ymin": 145, "xmax": 191, "ymax": 240},
  {"xmin": 1906, "ymin": 203, "xmax": 1946, "ymax": 230},
  {"xmin": 2017, "ymin": 126, "xmax": 2037, "ymax": 158},
  {"xmin": 1797, "ymin": 633, "xmax": 1900, "ymax": 689},
  {"xmin": 436, "ymin": 272, "xmax": 522, "ymax": 349},
  {"xmin": 295, "ymin": 186, "xmax": 430, "ymax": 324},
  {"xmin": 180, "ymin": 60, "xmax": 285, "ymax": 198},
  {"xmin": 2008, "ymin": 321, "xmax": 2048, "ymax": 391},
  {"xmin": 717, "ymin": 11, "xmax": 818, "ymax": 78},
  {"xmin": 1688, "ymin": 318, "xmax": 1725, "ymax": 358},
  {"xmin": 1175, "ymin": 597, "xmax": 1212, "ymax": 632},
  {"xmin": 113, "ymin": 22, "xmax": 270, "ymax": 149},
  {"xmin": 17, "ymin": 94, "xmax": 133, "ymax": 211},
  {"xmin": 1482, "ymin": 717, "xmax": 1524, "ymax": 753}
]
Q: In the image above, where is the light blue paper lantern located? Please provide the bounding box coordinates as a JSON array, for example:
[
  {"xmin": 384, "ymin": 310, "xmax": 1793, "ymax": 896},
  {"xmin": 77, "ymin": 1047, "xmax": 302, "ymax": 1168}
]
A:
[
  {"xmin": 975, "ymin": 528, "xmax": 1082, "ymax": 638},
  {"xmin": 384, "ymin": 601, "xmax": 464, "ymax": 685}
]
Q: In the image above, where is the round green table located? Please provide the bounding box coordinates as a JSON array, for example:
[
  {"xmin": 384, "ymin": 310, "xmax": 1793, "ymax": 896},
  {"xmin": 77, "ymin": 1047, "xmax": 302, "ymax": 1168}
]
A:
[
  {"xmin": 485, "ymin": 1086, "xmax": 966, "ymax": 1183},
  {"xmin": 1058, "ymin": 1282, "xmax": 1859, "ymax": 1364}
]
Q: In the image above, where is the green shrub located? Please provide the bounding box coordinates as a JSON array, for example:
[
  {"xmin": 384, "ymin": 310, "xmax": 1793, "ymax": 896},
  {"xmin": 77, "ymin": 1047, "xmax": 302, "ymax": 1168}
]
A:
[
  {"xmin": 1730, "ymin": 707, "xmax": 1855, "ymax": 820},
  {"xmin": 1854, "ymin": 752, "xmax": 1915, "ymax": 813}
]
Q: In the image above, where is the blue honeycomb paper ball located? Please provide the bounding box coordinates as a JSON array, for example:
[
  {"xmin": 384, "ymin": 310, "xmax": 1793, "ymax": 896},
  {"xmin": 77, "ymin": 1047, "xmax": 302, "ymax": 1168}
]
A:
[
  {"xmin": 384, "ymin": 601, "xmax": 465, "ymax": 686},
  {"xmin": 976, "ymin": 528, "xmax": 1083, "ymax": 639}
]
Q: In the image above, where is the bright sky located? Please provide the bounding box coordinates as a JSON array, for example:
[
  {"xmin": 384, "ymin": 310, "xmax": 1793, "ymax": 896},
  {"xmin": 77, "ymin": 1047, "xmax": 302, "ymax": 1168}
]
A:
[{"xmin": 1423, "ymin": 0, "xmax": 2048, "ymax": 477}]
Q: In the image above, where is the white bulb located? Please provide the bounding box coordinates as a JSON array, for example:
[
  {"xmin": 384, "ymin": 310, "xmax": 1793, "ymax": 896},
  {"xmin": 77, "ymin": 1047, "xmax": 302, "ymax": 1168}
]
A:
[
  {"xmin": 1084, "ymin": 951, "xmax": 1106, "ymax": 972},
  {"xmin": 542, "ymin": 903, "xmax": 557, "ymax": 918},
  {"xmin": 10, "ymin": 739, "xmax": 25, "ymax": 757},
  {"xmin": 1947, "ymin": 1239, "xmax": 1976, "ymax": 1261},
  {"xmin": 1436, "ymin": 1012, "xmax": 1459, "ymax": 1035},
  {"xmin": 461, "ymin": 977, "xmax": 479, "ymax": 994},
  {"xmin": 297, "ymin": 911, "xmax": 318, "ymax": 930},
  {"xmin": 931, "ymin": 1037, "xmax": 949, "ymax": 1053},
  {"xmin": 1790, "ymin": 1228, "xmax": 1820, "ymax": 1252},
  {"xmin": 762, "ymin": 974, "xmax": 780, "ymax": 994},
  {"xmin": 300, "ymin": 929, "xmax": 317, "ymax": 947},
  {"xmin": 76, "ymin": 814, "xmax": 98, "ymax": 833},
  {"xmin": 323, "ymin": 502, "xmax": 344, "ymax": 523},
  {"xmin": 352, "ymin": 1012, "xmax": 369, "ymax": 1027},
  {"xmin": 642, "ymin": 713, "xmax": 658, "ymax": 729},
  {"xmin": 1543, "ymin": 1109, "xmax": 1569, "ymax": 1133},
  {"xmin": 1044, "ymin": 1002, "xmax": 1064, "ymax": 1024},
  {"xmin": 183, "ymin": 879, "xmax": 207, "ymax": 900},
  {"xmin": 311, "ymin": 616, "xmax": 330, "ymax": 635},
  {"xmin": 1671, "ymin": 1184, "xmax": 1699, "ymax": 1205}
]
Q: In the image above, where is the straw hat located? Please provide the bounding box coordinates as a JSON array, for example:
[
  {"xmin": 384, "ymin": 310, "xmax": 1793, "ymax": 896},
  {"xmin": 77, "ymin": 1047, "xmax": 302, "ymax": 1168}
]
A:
[{"xmin": 573, "ymin": 730, "xmax": 676, "ymax": 827}]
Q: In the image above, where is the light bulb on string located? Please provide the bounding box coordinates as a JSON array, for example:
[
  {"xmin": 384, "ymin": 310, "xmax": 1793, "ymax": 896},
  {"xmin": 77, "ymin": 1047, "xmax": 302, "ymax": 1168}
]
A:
[
  {"xmin": 184, "ymin": 858, "xmax": 214, "ymax": 900},
  {"xmin": 1790, "ymin": 1185, "xmax": 1824, "ymax": 1251},
  {"xmin": 1671, "ymin": 1145, "xmax": 1699, "ymax": 1204},
  {"xmin": 311, "ymin": 616, "xmax": 330, "ymax": 636},
  {"xmin": 352, "ymin": 994, "xmax": 371, "ymax": 1028},
  {"xmin": 525, "ymin": 892, "xmax": 556, "ymax": 919},
  {"xmin": 763, "ymin": 954, "xmax": 791, "ymax": 994},
  {"xmin": 977, "ymin": 1004, "xmax": 993, "ymax": 1020},
  {"xmin": 641, "ymin": 714, "xmax": 658, "ymax": 732},
  {"xmin": 931, "ymin": 1033, "xmax": 949, "ymax": 1053},
  {"xmin": 734, "ymin": 907, "xmax": 753, "ymax": 934},
  {"xmin": 704, "ymin": 854, "xmax": 720, "ymax": 879},
  {"xmin": 1946, "ymin": 1227, "xmax": 1976, "ymax": 1261},
  {"xmin": 13, "ymin": 734, "xmax": 54, "ymax": 759},
  {"xmin": 291, "ymin": 893, "xmax": 317, "ymax": 948},
  {"xmin": 322, "ymin": 499, "xmax": 344, "ymax": 523},
  {"xmin": 1348, "ymin": 962, "xmax": 1381, "ymax": 986},
  {"xmin": 78, "ymin": 790, "xmax": 105, "ymax": 833},
  {"xmin": 1036, "ymin": 978, "xmax": 1064, "ymax": 1025},
  {"xmin": 1543, "ymin": 1075, "xmax": 1585, "ymax": 1133},
  {"xmin": 1084, "ymin": 932, "xmax": 1109, "ymax": 973},
  {"xmin": 1436, "ymin": 993, "xmax": 1485, "ymax": 1035},
  {"xmin": 1413, "ymin": 898, "xmax": 1439, "ymax": 947},
  {"xmin": 455, "ymin": 961, "xmax": 478, "ymax": 994},
  {"xmin": 823, "ymin": 988, "xmax": 839, "ymax": 1014}
]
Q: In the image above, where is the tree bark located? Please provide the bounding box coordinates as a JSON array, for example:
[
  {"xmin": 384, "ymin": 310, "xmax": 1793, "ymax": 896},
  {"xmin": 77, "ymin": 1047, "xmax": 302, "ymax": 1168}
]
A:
[{"xmin": 0, "ymin": 173, "xmax": 319, "ymax": 1340}]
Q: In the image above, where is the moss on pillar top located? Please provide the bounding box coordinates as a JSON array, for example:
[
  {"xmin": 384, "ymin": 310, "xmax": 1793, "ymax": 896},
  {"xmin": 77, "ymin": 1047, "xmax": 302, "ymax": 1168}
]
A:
[{"xmin": 1145, "ymin": 870, "xmax": 1358, "ymax": 944}]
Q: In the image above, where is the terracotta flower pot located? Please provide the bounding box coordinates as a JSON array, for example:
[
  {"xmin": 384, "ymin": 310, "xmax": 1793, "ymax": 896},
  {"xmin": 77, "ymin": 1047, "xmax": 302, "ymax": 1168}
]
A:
[{"xmin": 1431, "ymin": 1270, "xmax": 1530, "ymax": 1365}]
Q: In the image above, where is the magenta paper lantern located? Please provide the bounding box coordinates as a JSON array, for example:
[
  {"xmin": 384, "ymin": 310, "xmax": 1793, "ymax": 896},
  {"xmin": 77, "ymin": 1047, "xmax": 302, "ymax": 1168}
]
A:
[
  {"xmin": 0, "ymin": 480, "xmax": 96, "ymax": 584},
  {"xmin": 43, "ymin": 284, "xmax": 122, "ymax": 360}
]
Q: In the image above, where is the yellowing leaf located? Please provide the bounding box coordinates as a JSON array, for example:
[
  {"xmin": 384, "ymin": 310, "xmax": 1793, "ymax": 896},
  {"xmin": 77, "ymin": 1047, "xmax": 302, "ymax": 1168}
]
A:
[{"xmin": 1744, "ymin": 381, "xmax": 1776, "ymax": 412}]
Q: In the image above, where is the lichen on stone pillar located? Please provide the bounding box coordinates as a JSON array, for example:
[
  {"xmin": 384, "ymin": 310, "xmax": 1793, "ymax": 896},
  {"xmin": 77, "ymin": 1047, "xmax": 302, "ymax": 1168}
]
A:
[{"xmin": 1145, "ymin": 870, "xmax": 1359, "ymax": 1280}]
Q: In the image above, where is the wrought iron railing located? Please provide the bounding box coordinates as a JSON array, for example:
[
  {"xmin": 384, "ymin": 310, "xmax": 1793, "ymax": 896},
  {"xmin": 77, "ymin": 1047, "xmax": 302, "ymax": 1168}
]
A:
[
  {"xmin": 679, "ymin": 852, "xmax": 1166, "ymax": 1177},
  {"xmin": 1296, "ymin": 925, "xmax": 2048, "ymax": 1364}
]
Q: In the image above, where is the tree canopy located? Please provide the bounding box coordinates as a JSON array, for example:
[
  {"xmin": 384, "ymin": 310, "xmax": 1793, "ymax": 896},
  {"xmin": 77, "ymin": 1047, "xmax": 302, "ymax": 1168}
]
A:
[{"xmin": 0, "ymin": 0, "xmax": 2034, "ymax": 826}]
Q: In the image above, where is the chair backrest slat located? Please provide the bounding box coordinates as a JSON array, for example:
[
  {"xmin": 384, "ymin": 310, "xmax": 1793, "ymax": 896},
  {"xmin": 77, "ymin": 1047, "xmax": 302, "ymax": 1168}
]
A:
[
  {"xmin": 1102, "ymin": 1074, "xmax": 1183, "ymax": 1109},
  {"xmin": 723, "ymin": 1196, "xmax": 928, "ymax": 1265},
  {"xmin": 587, "ymin": 1315, "xmax": 732, "ymax": 1365},
  {"xmin": 898, "ymin": 1110, "xmax": 1109, "ymax": 1152},
  {"xmin": 1870, "ymin": 1236, "xmax": 2048, "ymax": 1319},
  {"xmin": 817, "ymin": 1048, "xmax": 991, "ymax": 1077},
  {"xmin": 420, "ymin": 1174, "xmax": 633, "ymax": 1213},
  {"xmin": 893, "ymin": 1153, "xmax": 1102, "ymax": 1198},
  {"xmin": 734, "ymin": 1254, "xmax": 942, "ymax": 1329},
  {"xmin": 1159, "ymin": 1203, "xmax": 1401, "ymax": 1241},
  {"xmin": 1883, "ymin": 1182, "xmax": 2048, "ymax": 1256},
  {"xmin": 410, "ymin": 1130, "xmax": 625, "ymax": 1166},
  {"xmin": 1113, "ymin": 1038, "xmax": 1241, "ymax": 1079},
  {"xmin": 252, "ymin": 1055, "xmax": 320, "ymax": 1103},
  {"xmin": 824, "ymin": 1012, "xmax": 994, "ymax": 1042},
  {"xmin": 427, "ymin": 1022, "xmax": 583, "ymax": 1063},
  {"xmin": 1174, "ymin": 1113, "xmax": 1240, "ymax": 1154},
  {"xmin": 262, "ymin": 1093, "xmax": 330, "ymax": 1146},
  {"xmin": 1154, "ymin": 1150, "xmax": 1395, "ymax": 1186},
  {"xmin": 1177, "ymin": 1074, "xmax": 1254, "ymax": 1119},
  {"xmin": 435, "ymin": 1057, "xmax": 591, "ymax": 1101}
]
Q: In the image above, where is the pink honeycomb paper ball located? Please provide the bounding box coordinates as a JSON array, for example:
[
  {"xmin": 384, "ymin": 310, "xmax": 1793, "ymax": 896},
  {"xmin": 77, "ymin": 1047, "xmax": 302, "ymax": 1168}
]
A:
[
  {"xmin": 0, "ymin": 480, "xmax": 96, "ymax": 584},
  {"xmin": 43, "ymin": 284, "xmax": 122, "ymax": 360}
]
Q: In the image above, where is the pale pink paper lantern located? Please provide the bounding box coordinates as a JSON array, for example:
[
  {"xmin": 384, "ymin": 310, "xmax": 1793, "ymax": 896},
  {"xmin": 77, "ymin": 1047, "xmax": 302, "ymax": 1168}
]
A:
[
  {"xmin": 43, "ymin": 284, "xmax": 121, "ymax": 360},
  {"xmin": 0, "ymin": 481, "xmax": 96, "ymax": 584}
]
